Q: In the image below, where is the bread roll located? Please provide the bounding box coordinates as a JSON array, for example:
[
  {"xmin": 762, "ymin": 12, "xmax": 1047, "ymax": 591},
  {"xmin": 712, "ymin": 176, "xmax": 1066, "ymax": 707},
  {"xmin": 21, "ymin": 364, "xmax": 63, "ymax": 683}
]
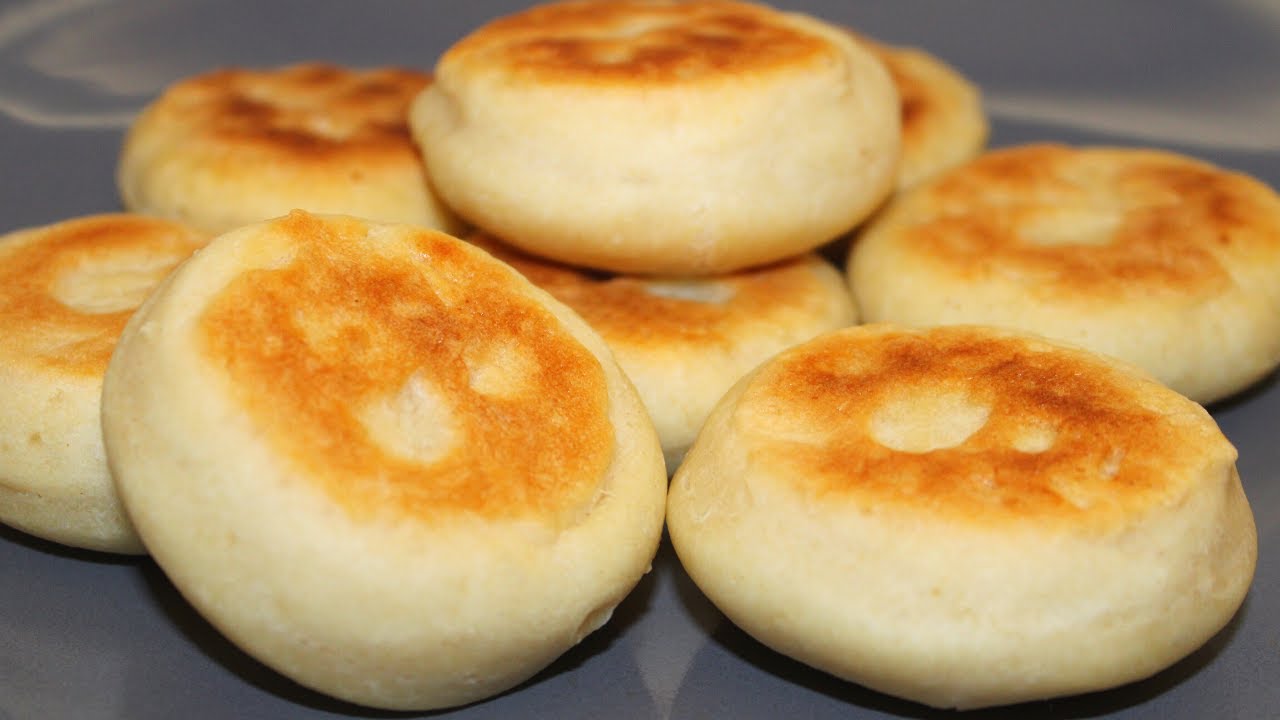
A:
[
  {"xmin": 849, "ymin": 143, "xmax": 1280, "ymax": 403},
  {"xmin": 413, "ymin": 0, "xmax": 900, "ymax": 275},
  {"xmin": 102, "ymin": 211, "xmax": 667, "ymax": 710},
  {"xmin": 0, "ymin": 214, "xmax": 206, "ymax": 554},
  {"xmin": 668, "ymin": 323, "xmax": 1256, "ymax": 709},
  {"xmin": 469, "ymin": 231, "xmax": 856, "ymax": 468},
  {"xmin": 119, "ymin": 63, "xmax": 462, "ymax": 235}
]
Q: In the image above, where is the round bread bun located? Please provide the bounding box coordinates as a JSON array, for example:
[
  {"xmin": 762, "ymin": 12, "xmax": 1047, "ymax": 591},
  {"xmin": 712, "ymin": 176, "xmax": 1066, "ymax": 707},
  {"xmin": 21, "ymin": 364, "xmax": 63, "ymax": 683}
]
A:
[
  {"xmin": 848, "ymin": 143, "xmax": 1280, "ymax": 404},
  {"xmin": 858, "ymin": 34, "xmax": 988, "ymax": 190},
  {"xmin": 412, "ymin": 0, "xmax": 900, "ymax": 276},
  {"xmin": 0, "ymin": 214, "xmax": 206, "ymax": 554},
  {"xmin": 469, "ymin": 231, "xmax": 857, "ymax": 469},
  {"xmin": 101, "ymin": 211, "xmax": 667, "ymax": 710},
  {"xmin": 667, "ymin": 323, "xmax": 1256, "ymax": 709},
  {"xmin": 118, "ymin": 63, "xmax": 463, "ymax": 235}
]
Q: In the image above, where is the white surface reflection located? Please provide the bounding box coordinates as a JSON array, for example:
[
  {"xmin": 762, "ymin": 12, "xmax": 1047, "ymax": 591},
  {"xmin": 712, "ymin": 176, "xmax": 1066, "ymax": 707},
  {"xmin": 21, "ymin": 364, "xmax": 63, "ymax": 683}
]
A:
[
  {"xmin": 1, "ymin": 0, "xmax": 1279, "ymax": 152},
  {"xmin": 0, "ymin": 0, "xmax": 141, "ymax": 127}
]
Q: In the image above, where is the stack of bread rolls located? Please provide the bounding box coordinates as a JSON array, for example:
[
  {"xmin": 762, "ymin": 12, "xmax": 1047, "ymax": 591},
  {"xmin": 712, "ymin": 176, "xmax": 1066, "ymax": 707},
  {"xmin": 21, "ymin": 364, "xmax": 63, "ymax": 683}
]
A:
[{"xmin": 0, "ymin": 0, "xmax": 1271, "ymax": 713}]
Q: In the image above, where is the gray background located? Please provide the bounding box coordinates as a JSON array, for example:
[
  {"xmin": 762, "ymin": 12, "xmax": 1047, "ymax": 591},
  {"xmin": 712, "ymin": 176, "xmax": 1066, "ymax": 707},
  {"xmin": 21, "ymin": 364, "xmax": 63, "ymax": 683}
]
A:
[{"xmin": 1, "ymin": 1, "xmax": 1277, "ymax": 718}]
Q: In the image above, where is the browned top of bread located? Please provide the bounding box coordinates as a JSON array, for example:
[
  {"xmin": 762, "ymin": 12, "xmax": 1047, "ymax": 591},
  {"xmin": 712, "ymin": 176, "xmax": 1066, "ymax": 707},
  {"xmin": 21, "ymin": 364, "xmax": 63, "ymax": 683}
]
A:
[
  {"xmin": 734, "ymin": 324, "xmax": 1235, "ymax": 528},
  {"xmin": 880, "ymin": 48, "xmax": 932, "ymax": 141},
  {"xmin": 134, "ymin": 63, "xmax": 429, "ymax": 165},
  {"xmin": 0, "ymin": 214, "xmax": 206, "ymax": 376},
  {"xmin": 867, "ymin": 144, "xmax": 1280, "ymax": 299},
  {"xmin": 859, "ymin": 37, "xmax": 986, "ymax": 183},
  {"xmin": 442, "ymin": 0, "xmax": 840, "ymax": 85},
  {"xmin": 469, "ymin": 232, "xmax": 844, "ymax": 350},
  {"xmin": 855, "ymin": 34, "xmax": 953, "ymax": 152},
  {"xmin": 196, "ymin": 213, "xmax": 614, "ymax": 525},
  {"xmin": 880, "ymin": 49, "xmax": 931, "ymax": 144}
]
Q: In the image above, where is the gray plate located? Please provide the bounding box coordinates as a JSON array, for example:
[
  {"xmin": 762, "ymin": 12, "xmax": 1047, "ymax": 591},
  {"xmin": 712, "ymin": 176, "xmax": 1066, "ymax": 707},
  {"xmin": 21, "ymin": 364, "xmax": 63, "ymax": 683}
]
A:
[{"xmin": 1, "ymin": 1, "xmax": 1277, "ymax": 718}]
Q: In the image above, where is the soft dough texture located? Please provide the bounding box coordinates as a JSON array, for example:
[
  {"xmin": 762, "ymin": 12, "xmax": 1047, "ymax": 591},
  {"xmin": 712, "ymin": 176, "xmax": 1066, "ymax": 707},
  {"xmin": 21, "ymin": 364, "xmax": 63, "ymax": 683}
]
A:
[
  {"xmin": 858, "ymin": 33, "xmax": 988, "ymax": 190},
  {"xmin": 119, "ymin": 63, "xmax": 462, "ymax": 235},
  {"xmin": 667, "ymin": 323, "xmax": 1256, "ymax": 709},
  {"xmin": 101, "ymin": 212, "xmax": 667, "ymax": 710},
  {"xmin": 413, "ymin": 0, "xmax": 900, "ymax": 275},
  {"xmin": 469, "ymin": 232, "xmax": 857, "ymax": 469},
  {"xmin": 848, "ymin": 143, "xmax": 1280, "ymax": 403},
  {"xmin": 0, "ymin": 214, "xmax": 206, "ymax": 554}
]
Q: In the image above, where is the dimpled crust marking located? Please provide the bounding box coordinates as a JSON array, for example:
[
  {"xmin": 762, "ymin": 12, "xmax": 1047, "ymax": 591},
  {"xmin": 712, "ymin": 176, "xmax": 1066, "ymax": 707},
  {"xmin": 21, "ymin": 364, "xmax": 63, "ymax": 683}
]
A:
[
  {"xmin": 0, "ymin": 215, "xmax": 205, "ymax": 375},
  {"xmin": 197, "ymin": 214, "xmax": 614, "ymax": 526},
  {"xmin": 739, "ymin": 326, "xmax": 1231, "ymax": 526},
  {"xmin": 472, "ymin": 234, "xmax": 827, "ymax": 347},
  {"xmin": 156, "ymin": 63, "xmax": 428, "ymax": 160},
  {"xmin": 891, "ymin": 144, "xmax": 1280, "ymax": 297},
  {"xmin": 446, "ymin": 0, "xmax": 836, "ymax": 84}
]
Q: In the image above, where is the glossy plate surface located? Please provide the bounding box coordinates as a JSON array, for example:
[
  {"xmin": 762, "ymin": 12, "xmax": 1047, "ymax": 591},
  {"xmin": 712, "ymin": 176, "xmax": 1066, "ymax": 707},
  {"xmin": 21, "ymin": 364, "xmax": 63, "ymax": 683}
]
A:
[{"xmin": 1, "ymin": 1, "xmax": 1277, "ymax": 718}]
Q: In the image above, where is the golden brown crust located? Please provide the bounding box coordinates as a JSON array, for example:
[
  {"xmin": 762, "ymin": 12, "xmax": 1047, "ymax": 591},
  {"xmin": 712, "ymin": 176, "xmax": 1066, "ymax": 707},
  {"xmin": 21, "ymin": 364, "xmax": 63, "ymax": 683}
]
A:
[
  {"xmin": 875, "ymin": 144, "xmax": 1279, "ymax": 299},
  {"xmin": 416, "ymin": 0, "xmax": 898, "ymax": 275},
  {"xmin": 849, "ymin": 144, "xmax": 1280, "ymax": 404},
  {"xmin": 736, "ymin": 324, "xmax": 1234, "ymax": 527},
  {"xmin": 856, "ymin": 35, "xmax": 988, "ymax": 189},
  {"xmin": 446, "ymin": 0, "xmax": 837, "ymax": 85},
  {"xmin": 468, "ymin": 232, "xmax": 843, "ymax": 350},
  {"xmin": 119, "ymin": 63, "xmax": 462, "ymax": 235},
  {"xmin": 196, "ymin": 213, "xmax": 614, "ymax": 525},
  {"xmin": 146, "ymin": 63, "xmax": 428, "ymax": 165},
  {"xmin": 102, "ymin": 212, "xmax": 666, "ymax": 708},
  {"xmin": 465, "ymin": 232, "xmax": 854, "ymax": 467},
  {"xmin": 0, "ymin": 214, "xmax": 206, "ymax": 376},
  {"xmin": 853, "ymin": 34, "xmax": 953, "ymax": 151},
  {"xmin": 882, "ymin": 50, "xmax": 932, "ymax": 140},
  {"xmin": 668, "ymin": 322, "xmax": 1253, "ymax": 709}
]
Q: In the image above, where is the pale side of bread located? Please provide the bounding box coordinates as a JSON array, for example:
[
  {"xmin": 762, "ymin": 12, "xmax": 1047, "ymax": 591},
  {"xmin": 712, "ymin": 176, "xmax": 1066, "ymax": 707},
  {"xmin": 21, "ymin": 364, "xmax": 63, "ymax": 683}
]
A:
[
  {"xmin": 667, "ymin": 324, "xmax": 1256, "ymax": 709},
  {"xmin": 859, "ymin": 35, "xmax": 989, "ymax": 191},
  {"xmin": 413, "ymin": 0, "xmax": 900, "ymax": 275},
  {"xmin": 0, "ymin": 214, "xmax": 207, "ymax": 554},
  {"xmin": 119, "ymin": 63, "xmax": 463, "ymax": 235},
  {"xmin": 848, "ymin": 143, "xmax": 1280, "ymax": 403},
  {"xmin": 101, "ymin": 212, "xmax": 667, "ymax": 710},
  {"xmin": 469, "ymin": 232, "xmax": 856, "ymax": 469}
]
